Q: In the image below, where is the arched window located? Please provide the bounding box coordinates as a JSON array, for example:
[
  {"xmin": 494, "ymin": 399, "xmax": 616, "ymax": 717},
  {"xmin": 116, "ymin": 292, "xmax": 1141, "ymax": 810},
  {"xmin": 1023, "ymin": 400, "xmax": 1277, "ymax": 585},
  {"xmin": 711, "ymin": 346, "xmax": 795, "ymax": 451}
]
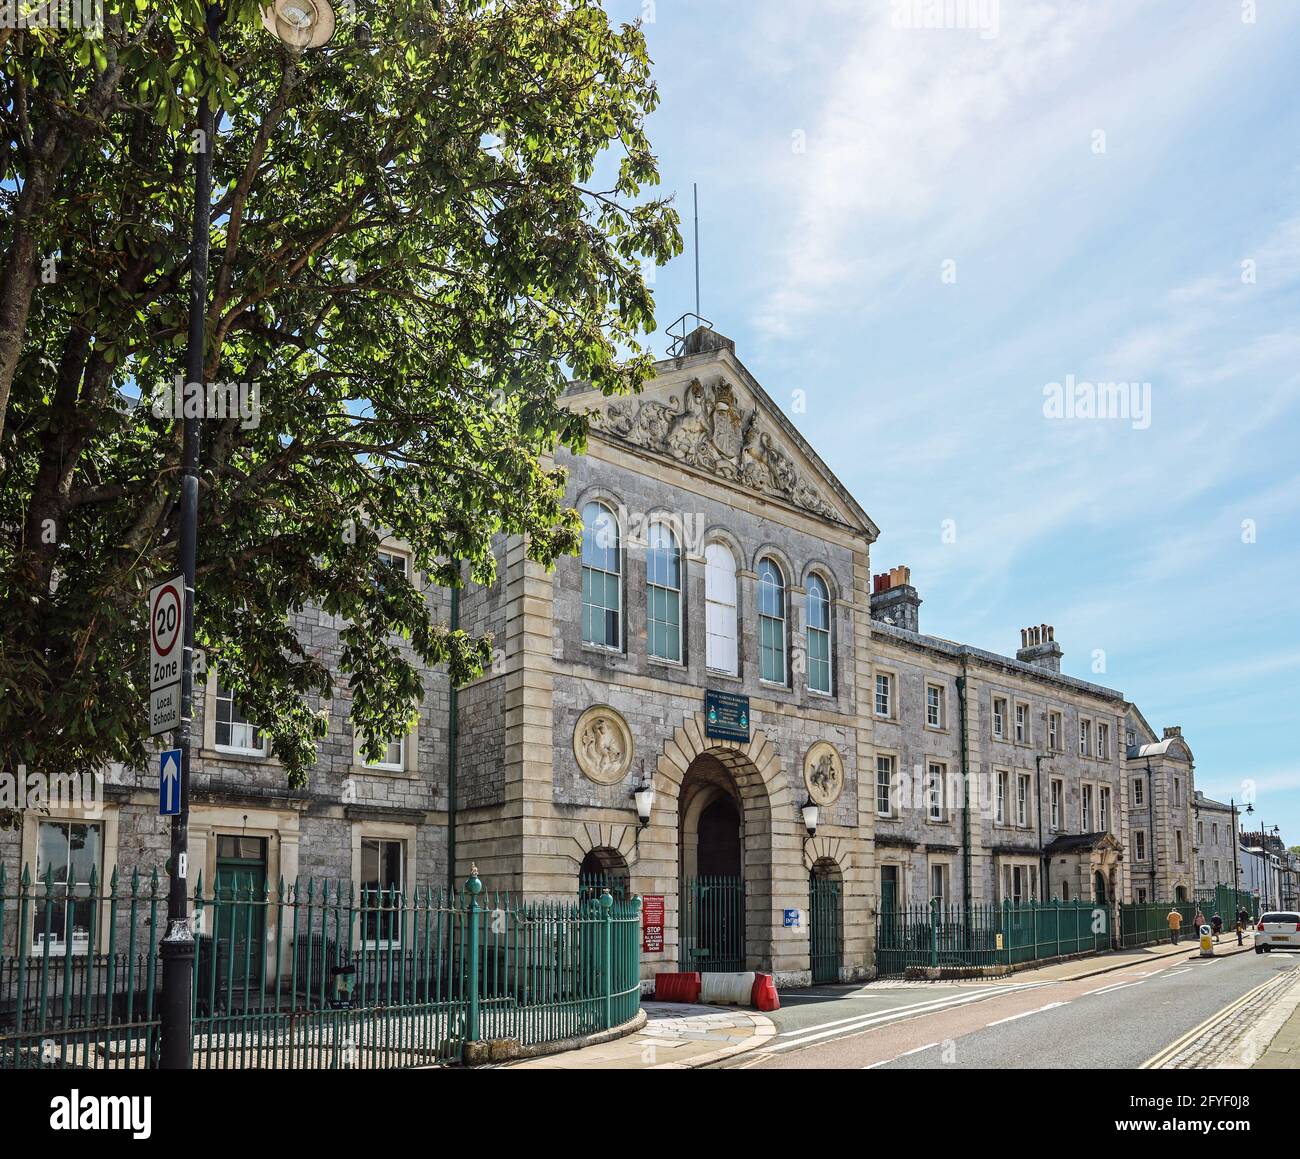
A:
[
  {"xmin": 646, "ymin": 520, "xmax": 682, "ymax": 661},
  {"xmin": 581, "ymin": 502, "xmax": 620, "ymax": 649},
  {"xmin": 704, "ymin": 543, "xmax": 738, "ymax": 674},
  {"xmin": 758, "ymin": 557, "xmax": 786, "ymax": 684},
  {"xmin": 806, "ymin": 573, "xmax": 832, "ymax": 693}
]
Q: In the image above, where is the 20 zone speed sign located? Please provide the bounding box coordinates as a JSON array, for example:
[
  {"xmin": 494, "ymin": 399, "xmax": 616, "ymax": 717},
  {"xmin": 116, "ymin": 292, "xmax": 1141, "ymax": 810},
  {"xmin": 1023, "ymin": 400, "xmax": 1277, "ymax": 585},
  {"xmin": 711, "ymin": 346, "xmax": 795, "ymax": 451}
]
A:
[{"xmin": 149, "ymin": 576, "xmax": 186, "ymax": 691}]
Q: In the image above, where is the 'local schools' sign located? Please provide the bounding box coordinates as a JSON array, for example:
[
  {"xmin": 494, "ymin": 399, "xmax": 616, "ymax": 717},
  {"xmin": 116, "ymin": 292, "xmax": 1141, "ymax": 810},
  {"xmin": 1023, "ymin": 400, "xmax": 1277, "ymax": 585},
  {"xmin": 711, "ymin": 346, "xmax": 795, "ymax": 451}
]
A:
[{"xmin": 704, "ymin": 689, "xmax": 750, "ymax": 743}]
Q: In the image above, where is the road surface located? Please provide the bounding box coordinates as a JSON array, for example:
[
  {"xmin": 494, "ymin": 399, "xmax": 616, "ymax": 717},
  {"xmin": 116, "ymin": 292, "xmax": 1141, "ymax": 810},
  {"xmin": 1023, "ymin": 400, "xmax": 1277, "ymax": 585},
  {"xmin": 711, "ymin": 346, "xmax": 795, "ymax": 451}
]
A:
[{"xmin": 718, "ymin": 947, "xmax": 1300, "ymax": 1069}]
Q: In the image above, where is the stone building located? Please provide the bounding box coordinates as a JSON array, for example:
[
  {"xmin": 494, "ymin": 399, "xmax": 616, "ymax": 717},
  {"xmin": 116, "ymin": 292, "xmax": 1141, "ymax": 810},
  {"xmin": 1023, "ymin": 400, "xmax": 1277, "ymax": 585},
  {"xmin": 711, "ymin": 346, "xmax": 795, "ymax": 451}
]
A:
[
  {"xmin": 1191, "ymin": 791, "xmax": 1242, "ymax": 896},
  {"xmin": 1123, "ymin": 708, "xmax": 1194, "ymax": 902},
  {"xmin": 454, "ymin": 326, "xmax": 881, "ymax": 985},
  {"xmin": 869, "ymin": 580, "xmax": 1131, "ymax": 913},
  {"xmin": 2, "ymin": 323, "xmax": 1232, "ymax": 982}
]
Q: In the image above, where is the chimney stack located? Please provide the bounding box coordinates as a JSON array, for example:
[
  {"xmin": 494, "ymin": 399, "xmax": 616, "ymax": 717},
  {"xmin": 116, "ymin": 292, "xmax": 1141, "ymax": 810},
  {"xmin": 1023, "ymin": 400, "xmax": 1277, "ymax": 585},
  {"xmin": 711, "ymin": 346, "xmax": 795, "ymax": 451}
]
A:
[
  {"xmin": 1162, "ymin": 725, "xmax": 1182, "ymax": 740},
  {"xmin": 870, "ymin": 565, "xmax": 921, "ymax": 633},
  {"xmin": 1016, "ymin": 623, "xmax": 1062, "ymax": 673}
]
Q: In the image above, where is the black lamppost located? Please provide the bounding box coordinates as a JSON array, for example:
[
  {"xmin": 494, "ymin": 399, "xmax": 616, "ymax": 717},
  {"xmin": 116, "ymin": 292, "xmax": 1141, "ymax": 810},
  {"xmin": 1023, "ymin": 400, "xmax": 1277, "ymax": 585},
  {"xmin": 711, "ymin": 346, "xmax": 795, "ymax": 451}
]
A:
[{"xmin": 158, "ymin": 0, "xmax": 336, "ymax": 1070}]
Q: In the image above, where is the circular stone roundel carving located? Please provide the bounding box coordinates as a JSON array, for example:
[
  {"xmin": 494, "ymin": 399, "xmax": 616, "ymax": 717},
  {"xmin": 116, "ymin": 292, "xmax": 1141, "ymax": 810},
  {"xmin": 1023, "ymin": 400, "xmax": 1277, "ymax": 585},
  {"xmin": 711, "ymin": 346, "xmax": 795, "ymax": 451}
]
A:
[
  {"xmin": 574, "ymin": 705, "xmax": 634, "ymax": 785},
  {"xmin": 803, "ymin": 741, "xmax": 844, "ymax": 807}
]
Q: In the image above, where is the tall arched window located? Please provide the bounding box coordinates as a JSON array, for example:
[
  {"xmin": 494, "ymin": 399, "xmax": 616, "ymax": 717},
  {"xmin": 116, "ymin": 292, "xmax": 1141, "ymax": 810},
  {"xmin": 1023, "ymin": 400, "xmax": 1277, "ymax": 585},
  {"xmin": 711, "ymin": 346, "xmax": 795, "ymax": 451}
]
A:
[
  {"xmin": 646, "ymin": 520, "xmax": 682, "ymax": 661},
  {"xmin": 581, "ymin": 502, "xmax": 621, "ymax": 649},
  {"xmin": 806, "ymin": 573, "xmax": 832, "ymax": 693},
  {"xmin": 704, "ymin": 543, "xmax": 738, "ymax": 675},
  {"xmin": 758, "ymin": 557, "xmax": 786, "ymax": 684}
]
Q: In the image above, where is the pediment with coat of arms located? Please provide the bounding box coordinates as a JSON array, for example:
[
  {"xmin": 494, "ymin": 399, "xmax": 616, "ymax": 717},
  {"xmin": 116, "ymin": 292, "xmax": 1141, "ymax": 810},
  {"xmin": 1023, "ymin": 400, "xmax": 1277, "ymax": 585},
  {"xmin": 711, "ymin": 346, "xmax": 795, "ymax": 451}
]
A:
[{"xmin": 590, "ymin": 377, "xmax": 842, "ymax": 522}]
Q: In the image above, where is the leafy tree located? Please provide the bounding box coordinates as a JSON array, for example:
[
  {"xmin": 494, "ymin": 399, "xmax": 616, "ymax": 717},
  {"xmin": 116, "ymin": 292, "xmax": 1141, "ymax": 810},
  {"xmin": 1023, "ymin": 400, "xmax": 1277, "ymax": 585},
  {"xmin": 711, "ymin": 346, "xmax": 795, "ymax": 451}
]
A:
[{"xmin": 0, "ymin": 0, "xmax": 680, "ymax": 801}]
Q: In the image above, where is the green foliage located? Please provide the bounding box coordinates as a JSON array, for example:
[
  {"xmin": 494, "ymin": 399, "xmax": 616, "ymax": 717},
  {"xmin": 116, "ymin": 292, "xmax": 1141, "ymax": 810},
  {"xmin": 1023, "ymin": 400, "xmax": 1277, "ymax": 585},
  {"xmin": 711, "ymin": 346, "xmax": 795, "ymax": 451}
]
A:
[{"xmin": 0, "ymin": 0, "xmax": 680, "ymax": 793}]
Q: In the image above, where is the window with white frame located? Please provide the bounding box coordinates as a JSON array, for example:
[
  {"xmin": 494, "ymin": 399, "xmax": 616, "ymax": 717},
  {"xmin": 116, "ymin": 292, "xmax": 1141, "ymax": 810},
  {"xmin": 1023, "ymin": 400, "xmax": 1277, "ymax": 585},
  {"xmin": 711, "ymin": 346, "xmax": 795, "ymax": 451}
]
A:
[
  {"xmin": 874, "ymin": 673, "xmax": 892, "ymax": 718},
  {"xmin": 1050, "ymin": 779, "xmax": 1063, "ymax": 832},
  {"xmin": 1079, "ymin": 719, "xmax": 1091, "ymax": 758},
  {"xmin": 1097, "ymin": 721, "xmax": 1109, "ymax": 760},
  {"xmin": 1100, "ymin": 786, "xmax": 1111, "ymax": 832},
  {"xmin": 364, "ymin": 732, "xmax": 406, "ymax": 772},
  {"xmin": 35, "ymin": 820, "xmax": 102, "ymax": 956},
  {"xmin": 1133, "ymin": 778, "xmax": 1144, "ymax": 807},
  {"xmin": 758, "ymin": 558, "xmax": 786, "ymax": 684},
  {"xmin": 875, "ymin": 755, "xmax": 894, "ymax": 817},
  {"xmin": 1048, "ymin": 711, "xmax": 1061, "ymax": 751},
  {"xmin": 1015, "ymin": 703, "xmax": 1028, "ymax": 744},
  {"xmin": 927, "ymin": 762, "xmax": 945, "ymax": 821},
  {"xmin": 926, "ymin": 684, "xmax": 945, "ymax": 728},
  {"xmin": 993, "ymin": 697, "xmax": 1006, "ymax": 739},
  {"xmin": 704, "ymin": 543, "xmax": 738, "ymax": 675},
  {"xmin": 1082, "ymin": 784, "xmax": 1093, "ymax": 831},
  {"xmin": 646, "ymin": 520, "xmax": 682, "ymax": 662},
  {"xmin": 1002, "ymin": 863, "xmax": 1037, "ymax": 905},
  {"xmin": 1135, "ymin": 830, "xmax": 1147, "ymax": 861},
  {"xmin": 215, "ymin": 682, "xmax": 267, "ymax": 755},
  {"xmin": 930, "ymin": 863, "xmax": 949, "ymax": 905},
  {"xmin": 580, "ymin": 502, "xmax": 621, "ymax": 650},
  {"xmin": 1017, "ymin": 773, "xmax": 1031, "ymax": 827},
  {"xmin": 805, "ymin": 574, "xmax": 832, "ymax": 694},
  {"xmin": 360, "ymin": 838, "xmax": 405, "ymax": 946},
  {"xmin": 996, "ymin": 770, "xmax": 1008, "ymax": 825}
]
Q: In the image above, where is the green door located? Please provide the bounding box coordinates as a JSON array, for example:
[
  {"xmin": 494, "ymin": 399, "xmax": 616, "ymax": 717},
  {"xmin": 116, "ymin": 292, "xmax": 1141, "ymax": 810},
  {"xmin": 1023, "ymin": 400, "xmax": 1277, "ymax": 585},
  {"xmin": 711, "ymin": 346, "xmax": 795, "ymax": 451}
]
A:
[
  {"xmin": 809, "ymin": 873, "xmax": 842, "ymax": 984},
  {"xmin": 213, "ymin": 835, "xmax": 267, "ymax": 1001}
]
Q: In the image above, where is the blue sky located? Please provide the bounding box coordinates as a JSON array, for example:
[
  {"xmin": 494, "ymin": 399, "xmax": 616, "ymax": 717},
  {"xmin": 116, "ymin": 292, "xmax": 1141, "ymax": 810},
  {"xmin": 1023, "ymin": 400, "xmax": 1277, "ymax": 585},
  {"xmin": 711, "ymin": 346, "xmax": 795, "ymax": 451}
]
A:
[{"xmin": 608, "ymin": 0, "xmax": 1300, "ymax": 842}]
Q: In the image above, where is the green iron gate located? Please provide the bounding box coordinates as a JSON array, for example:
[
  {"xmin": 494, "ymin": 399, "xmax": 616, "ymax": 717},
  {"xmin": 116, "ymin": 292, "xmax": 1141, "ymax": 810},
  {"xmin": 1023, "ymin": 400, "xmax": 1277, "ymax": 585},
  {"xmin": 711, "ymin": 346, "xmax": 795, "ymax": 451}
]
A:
[
  {"xmin": 680, "ymin": 876, "xmax": 745, "ymax": 973},
  {"xmin": 809, "ymin": 876, "xmax": 842, "ymax": 984}
]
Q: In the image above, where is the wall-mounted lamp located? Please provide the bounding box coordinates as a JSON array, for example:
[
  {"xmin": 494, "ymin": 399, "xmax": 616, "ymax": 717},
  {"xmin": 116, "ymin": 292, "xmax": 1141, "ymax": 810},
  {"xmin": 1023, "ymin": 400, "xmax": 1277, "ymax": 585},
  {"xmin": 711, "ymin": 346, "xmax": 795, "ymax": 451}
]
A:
[
  {"xmin": 632, "ymin": 761, "xmax": 655, "ymax": 832},
  {"xmin": 800, "ymin": 796, "xmax": 819, "ymax": 841}
]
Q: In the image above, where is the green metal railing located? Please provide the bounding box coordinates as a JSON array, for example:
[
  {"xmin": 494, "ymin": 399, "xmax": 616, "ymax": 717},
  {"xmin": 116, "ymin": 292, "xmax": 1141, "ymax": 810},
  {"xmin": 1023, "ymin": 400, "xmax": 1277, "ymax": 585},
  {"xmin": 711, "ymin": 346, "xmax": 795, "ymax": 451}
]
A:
[
  {"xmin": 0, "ymin": 863, "xmax": 162, "ymax": 1070},
  {"xmin": 875, "ymin": 899, "xmax": 1110, "ymax": 978},
  {"xmin": 1118, "ymin": 889, "xmax": 1260, "ymax": 949},
  {"xmin": 1, "ymin": 864, "xmax": 642, "ymax": 1069},
  {"xmin": 680, "ymin": 876, "xmax": 745, "ymax": 973}
]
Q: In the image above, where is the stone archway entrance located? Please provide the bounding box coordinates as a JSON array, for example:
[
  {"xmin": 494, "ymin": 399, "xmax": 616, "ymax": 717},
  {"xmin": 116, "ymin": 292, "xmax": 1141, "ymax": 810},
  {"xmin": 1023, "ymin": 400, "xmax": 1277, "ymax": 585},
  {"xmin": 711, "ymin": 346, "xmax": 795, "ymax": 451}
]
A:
[
  {"xmin": 643, "ymin": 710, "xmax": 800, "ymax": 980},
  {"xmin": 679, "ymin": 754, "xmax": 747, "ymax": 972}
]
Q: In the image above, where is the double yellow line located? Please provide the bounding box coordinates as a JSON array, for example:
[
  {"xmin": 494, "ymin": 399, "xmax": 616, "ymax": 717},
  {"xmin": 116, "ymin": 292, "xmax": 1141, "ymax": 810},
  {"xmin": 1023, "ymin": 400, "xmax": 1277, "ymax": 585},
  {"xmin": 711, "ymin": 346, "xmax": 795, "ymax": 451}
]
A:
[{"xmin": 1140, "ymin": 970, "xmax": 1294, "ymax": 1069}]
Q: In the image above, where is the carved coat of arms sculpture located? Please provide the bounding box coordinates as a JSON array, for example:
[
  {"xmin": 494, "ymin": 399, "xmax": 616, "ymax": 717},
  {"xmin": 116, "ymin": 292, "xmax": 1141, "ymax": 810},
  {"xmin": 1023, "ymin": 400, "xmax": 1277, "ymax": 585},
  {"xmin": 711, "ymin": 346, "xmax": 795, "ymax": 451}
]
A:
[{"xmin": 592, "ymin": 378, "xmax": 840, "ymax": 522}]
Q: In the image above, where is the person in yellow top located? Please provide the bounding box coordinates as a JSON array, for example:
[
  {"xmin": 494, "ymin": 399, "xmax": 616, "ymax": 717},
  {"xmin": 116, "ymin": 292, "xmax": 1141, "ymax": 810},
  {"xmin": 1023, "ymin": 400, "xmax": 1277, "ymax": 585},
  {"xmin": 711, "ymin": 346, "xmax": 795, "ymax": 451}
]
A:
[{"xmin": 1167, "ymin": 908, "xmax": 1183, "ymax": 945}]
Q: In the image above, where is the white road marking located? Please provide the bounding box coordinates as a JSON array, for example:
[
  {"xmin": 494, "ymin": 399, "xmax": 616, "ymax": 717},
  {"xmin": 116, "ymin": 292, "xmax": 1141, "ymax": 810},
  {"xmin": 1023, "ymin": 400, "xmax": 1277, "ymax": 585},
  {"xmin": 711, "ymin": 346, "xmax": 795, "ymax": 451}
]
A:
[
  {"xmin": 863, "ymin": 1042, "xmax": 939, "ymax": 1069},
  {"xmin": 1164, "ymin": 968, "xmax": 1193, "ymax": 978},
  {"xmin": 984, "ymin": 1001, "xmax": 1068, "ymax": 1026},
  {"xmin": 1084, "ymin": 980, "xmax": 1146, "ymax": 996},
  {"xmin": 768, "ymin": 988, "xmax": 1020, "ymax": 1053}
]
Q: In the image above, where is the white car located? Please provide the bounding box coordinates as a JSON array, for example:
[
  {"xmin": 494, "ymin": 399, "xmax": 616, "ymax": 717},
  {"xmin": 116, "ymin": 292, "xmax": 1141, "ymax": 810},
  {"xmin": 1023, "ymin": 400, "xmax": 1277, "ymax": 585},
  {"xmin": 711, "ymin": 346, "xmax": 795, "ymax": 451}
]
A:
[{"xmin": 1254, "ymin": 912, "xmax": 1300, "ymax": 953}]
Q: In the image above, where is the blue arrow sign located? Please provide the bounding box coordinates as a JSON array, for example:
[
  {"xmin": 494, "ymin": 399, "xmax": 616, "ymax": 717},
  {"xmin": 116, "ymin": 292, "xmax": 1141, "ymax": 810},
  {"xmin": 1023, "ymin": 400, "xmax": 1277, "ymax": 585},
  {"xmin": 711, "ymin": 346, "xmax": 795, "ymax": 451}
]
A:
[{"xmin": 159, "ymin": 748, "xmax": 182, "ymax": 816}]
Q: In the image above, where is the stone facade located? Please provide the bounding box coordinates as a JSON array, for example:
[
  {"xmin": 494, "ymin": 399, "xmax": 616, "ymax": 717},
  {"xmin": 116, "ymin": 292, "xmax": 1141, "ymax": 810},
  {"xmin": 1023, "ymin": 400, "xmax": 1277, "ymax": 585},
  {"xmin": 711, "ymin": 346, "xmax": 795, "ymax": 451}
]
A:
[
  {"xmin": 1192, "ymin": 792, "xmax": 1241, "ymax": 895},
  {"xmin": 454, "ymin": 326, "xmax": 881, "ymax": 985},
  {"xmin": 1124, "ymin": 709, "xmax": 1194, "ymax": 902},
  {"xmin": 870, "ymin": 602, "xmax": 1130, "ymax": 916},
  {"xmin": 1, "ymin": 326, "xmax": 1216, "ymax": 979}
]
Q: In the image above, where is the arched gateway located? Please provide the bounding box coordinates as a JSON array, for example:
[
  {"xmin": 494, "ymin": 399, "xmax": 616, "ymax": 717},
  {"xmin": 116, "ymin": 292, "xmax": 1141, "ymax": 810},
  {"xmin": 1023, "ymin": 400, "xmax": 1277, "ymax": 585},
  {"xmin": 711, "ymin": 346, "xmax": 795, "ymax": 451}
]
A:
[{"xmin": 648, "ymin": 711, "xmax": 805, "ymax": 976}]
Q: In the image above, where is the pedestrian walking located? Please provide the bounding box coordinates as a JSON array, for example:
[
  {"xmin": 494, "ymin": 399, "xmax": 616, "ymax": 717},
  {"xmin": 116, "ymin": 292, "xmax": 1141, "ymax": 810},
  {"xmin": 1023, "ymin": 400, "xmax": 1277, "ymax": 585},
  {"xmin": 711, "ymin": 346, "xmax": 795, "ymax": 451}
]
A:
[
  {"xmin": 1211, "ymin": 912, "xmax": 1222, "ymax": 943},
  {"xmin": 1167, "ymin": 907, "xmax": 1183, "ymax": 945},
  {"xmin": 1194, "ymin": 907, "xmax": 1206, "ymax": 934}
]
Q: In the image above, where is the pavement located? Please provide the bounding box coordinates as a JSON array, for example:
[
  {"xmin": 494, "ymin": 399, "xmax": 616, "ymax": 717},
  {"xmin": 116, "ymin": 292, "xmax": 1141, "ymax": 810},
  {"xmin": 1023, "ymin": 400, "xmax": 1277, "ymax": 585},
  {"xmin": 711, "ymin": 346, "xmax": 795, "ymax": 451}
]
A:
[
  {"xmin": 1254, "ymin": 993, "xmax": 1300, "ymax": 1069},
  {"xmin": 504, "ymin": 934, "xmax": 1255, "ymax": 1071},
  {"xmin": 503, "ymin": 1002, "xmax": 776, "ymax": 1069}
]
